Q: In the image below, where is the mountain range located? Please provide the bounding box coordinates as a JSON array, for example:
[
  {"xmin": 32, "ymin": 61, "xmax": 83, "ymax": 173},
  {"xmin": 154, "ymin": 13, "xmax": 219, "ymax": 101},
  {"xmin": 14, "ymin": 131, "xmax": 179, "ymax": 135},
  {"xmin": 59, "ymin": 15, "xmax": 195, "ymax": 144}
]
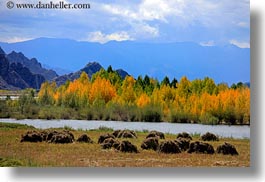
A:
[
  {"xmin": 0, "ymin": 46, "xmax": 129, "ymax": 89},
  {"xmin": 53, "ymin": 62, "xmax": 129, "ymax": 86},
  {"xmin": 6, "ymin": 51, "xmax": 58, "ymax": 81},
  {"xmin": 0, "ymin": 37, "xmax": 250, "ymax": 85},
  {"xmin": 0, "ymin": 47, "xmax": 45, "ymax": 90}
]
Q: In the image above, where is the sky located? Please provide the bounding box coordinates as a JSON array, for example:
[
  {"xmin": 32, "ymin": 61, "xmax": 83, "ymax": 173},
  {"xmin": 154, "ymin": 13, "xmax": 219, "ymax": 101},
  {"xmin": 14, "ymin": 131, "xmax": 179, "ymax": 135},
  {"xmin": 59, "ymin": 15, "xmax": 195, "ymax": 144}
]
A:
[{"xmin": 0, "ymin": 0, "xmax": 250, "ymax": 48}]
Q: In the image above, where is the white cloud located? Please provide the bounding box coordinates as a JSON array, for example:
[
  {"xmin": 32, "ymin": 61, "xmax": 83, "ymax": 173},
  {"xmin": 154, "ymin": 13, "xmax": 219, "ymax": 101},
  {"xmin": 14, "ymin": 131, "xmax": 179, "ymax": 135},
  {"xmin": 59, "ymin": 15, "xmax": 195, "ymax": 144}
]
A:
[
  {"xmin": 86, "ymin": 31, "xmax": 133, "ymax": 43},
  {"xmin": 101, "ymin": 0, "xmax": 184, "ymax": 22},
  {"xmin": 132, "ymin": 23, "xmax": 159, "ymax": 38},
  {"xmin": 0, "ymin": 0, "xmax": 250, "ymax": 45},
  {"xmin": 229, "ymin": 39, "xmax": 250, "ymax": 48},
  {"xmin": 200, "ymin": 40, "xmax": 215, "ymax": 46},
  {"xmin": 237, "ymin": 22, "xmax": 249, "ymax": 28},
  {"xmin": 0, "ymin": 36, "xmax": 33, "ymax": 43}
]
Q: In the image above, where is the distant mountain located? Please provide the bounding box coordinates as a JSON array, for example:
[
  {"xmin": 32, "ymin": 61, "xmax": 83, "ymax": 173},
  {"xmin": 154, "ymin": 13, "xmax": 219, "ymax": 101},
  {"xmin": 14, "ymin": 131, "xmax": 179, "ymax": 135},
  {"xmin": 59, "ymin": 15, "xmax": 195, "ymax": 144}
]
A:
[
  {"xmin": 0, "ymin": 38, "xmax": 250, "ymax": 84},
  {"xmin": 53, "ymin": 62, "xmax": 101, "ymax": 86},
  {"xmin": 42, "ymin": 64, "xmax": 72, "ymax": 76},
  {"xmin": 53, "ymin": 62, "xmax": 129, "ymax": 86},
  {"xmin": 116, "ymin": 69, "xmax": 129, "ymax": 79},
  {"xmin": 0, "ymin": 47, "xmax": 45, "ymax": 90},
  {"xmin": 6, "ymin": 51, "xmax": 58, "ymax": 81}
]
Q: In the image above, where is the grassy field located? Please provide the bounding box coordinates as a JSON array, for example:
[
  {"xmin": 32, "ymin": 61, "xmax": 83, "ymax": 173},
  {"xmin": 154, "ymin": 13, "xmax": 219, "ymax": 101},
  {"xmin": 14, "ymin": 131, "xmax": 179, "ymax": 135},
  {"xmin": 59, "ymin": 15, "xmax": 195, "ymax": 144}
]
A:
[{"xmin": 0, "ymin": 122, "xmax": 250, "ymax": 167}]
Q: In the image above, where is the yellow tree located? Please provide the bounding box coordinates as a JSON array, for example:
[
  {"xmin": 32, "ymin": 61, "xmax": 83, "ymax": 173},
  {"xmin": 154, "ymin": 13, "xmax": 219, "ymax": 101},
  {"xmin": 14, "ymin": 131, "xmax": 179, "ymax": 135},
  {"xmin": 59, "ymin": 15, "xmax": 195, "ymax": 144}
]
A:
[
  {"xmin": 137, "ymin": 93, "xmax": 151, "ymax": 108},
  {"xmin": 120, "ymin": 76, "xmax": 136, "ymax": 104},
  {"xmin": 89, "ymin": 76, "xmax": 116, "ymax": 104},
  {"xmin": 234, "ymin": 88, "xmax": 250, "ymax": 124},
  {"xmin": 38, "ymin": 81, "xmax": 56, "ymax": 105}
]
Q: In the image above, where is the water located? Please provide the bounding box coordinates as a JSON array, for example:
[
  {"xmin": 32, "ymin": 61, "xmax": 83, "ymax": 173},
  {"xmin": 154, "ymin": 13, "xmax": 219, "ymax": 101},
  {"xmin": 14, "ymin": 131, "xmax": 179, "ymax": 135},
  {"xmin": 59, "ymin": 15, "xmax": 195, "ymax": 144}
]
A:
[{"xmin": 0, "ymin": 119, "xmax": 250, "ymax": 139}]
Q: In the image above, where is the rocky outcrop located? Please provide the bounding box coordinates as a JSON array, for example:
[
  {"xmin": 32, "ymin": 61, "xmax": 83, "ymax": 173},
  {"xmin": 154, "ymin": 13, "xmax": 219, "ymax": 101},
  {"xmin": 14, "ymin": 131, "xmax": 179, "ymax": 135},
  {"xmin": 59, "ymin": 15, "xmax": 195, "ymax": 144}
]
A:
[
  {"xmin": 7, "ymin": 51, "xmax": 58, "ymax": 81},
  {"xmin": 0, "ymin": 47, "xmax": 45, "ymax": 90},
  {"xmin": 53, "ymin": 62, "xmax": 103, "ymax": 86},
  {"xmin": 53, "ymin": 62, "xmax": 130, "ymax": 86},
  {"xmin": 116, "ymin": 69, "xmax": 129, "ymax": 79}
]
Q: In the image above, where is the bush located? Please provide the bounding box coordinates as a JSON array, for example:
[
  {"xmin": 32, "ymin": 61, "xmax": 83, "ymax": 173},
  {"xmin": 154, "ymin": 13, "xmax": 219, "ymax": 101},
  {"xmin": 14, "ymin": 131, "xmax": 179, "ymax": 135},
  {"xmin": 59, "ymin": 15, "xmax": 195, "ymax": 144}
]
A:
[
  {"xmin": 38, "ymin": 107, "xmax": 58, "ymax": 120},
  {"xmin": 141, "ymin": 106, "xmax": 162, "ymax": 122},
  {"xmin": 170, "ymin": 112, "xmax": 191, "ymax": 123},
  {"xmin": 199, "ymin": 113, "xmax": 219, "ymax": 125},
  {"xmin": 98, "ymin": 126, "xmax": 114, "ymax": 132}
]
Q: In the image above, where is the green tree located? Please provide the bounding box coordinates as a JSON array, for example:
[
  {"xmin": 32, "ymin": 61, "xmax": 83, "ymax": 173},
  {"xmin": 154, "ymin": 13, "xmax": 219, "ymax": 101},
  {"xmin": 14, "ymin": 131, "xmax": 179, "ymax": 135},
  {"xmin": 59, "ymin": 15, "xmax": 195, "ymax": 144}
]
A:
[
  {"xmin": 161, "ymin": 76, "xmax": 170, "ymax": 86},
  {"xmin": 170, "ymin": 78, "xmax": 178, "ymax": 88}
]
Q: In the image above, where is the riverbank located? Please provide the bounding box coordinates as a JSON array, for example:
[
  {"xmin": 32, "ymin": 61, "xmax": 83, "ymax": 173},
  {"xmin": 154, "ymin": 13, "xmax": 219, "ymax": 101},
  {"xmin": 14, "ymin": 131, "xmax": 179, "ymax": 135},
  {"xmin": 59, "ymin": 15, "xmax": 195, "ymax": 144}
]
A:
[{"xmin": 0, "ymin": 122, "xmax": 250, "ymax": 167}]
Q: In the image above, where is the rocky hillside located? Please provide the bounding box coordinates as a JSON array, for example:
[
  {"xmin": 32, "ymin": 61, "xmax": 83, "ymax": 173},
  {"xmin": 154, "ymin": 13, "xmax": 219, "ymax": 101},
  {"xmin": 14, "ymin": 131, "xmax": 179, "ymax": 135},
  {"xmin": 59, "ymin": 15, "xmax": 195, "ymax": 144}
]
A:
[
  {"xmin": 7, "ymin": 51, "xmax": 58, "ymax": 81},
  {"xmin": 54, "ymin": 62, "xmax": 129, "ymax": 86},
  {"xmin": 0, "ymin": 47, "xmax": 45, "ymax": 90}
]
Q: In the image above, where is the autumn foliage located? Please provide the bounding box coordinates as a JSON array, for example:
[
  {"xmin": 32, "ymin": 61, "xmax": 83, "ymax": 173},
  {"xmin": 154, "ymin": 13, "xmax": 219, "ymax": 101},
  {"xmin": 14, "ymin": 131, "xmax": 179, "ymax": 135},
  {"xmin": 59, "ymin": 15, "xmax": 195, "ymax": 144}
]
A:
[{"xmin": 38, "ymin": 69, "xmax": 250, "ymax": 125}]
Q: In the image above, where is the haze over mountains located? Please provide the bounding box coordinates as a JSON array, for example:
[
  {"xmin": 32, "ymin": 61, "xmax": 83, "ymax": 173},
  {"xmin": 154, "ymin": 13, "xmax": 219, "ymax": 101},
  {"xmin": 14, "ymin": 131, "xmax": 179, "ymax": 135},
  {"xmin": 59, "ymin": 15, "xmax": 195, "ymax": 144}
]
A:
[
  {"xmin": 0, "ymin": 37, "xmax": 250, "ymax": 85},
  {"xmin": 0, "ymin": 46, "xmax": 129, "ymax": 89}
]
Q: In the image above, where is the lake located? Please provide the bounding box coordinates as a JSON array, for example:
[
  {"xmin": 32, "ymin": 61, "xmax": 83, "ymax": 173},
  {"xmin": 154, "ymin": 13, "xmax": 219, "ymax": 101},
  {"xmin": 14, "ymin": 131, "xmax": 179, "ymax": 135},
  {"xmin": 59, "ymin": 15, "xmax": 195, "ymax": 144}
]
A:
[{"xmin": 0, "ymin": 119, "xmax": 250, "ymax": 139}]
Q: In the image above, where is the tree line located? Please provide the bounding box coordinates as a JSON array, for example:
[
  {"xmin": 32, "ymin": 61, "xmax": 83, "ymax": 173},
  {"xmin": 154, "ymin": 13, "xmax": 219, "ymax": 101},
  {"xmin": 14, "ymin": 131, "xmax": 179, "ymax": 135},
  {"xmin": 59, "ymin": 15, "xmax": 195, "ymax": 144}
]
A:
[{"xmin": 1, "ymin": 66, "xmax": 250, "ymax": 125}]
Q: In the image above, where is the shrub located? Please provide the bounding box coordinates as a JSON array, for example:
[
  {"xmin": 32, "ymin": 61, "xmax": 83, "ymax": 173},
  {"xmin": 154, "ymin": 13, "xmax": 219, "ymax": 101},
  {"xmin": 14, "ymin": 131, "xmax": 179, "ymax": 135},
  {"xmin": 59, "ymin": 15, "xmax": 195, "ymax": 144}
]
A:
[
  {"xmin": 141, "ymin": 106, "xmax": 162, "ymax": 122},
  {"xmin": 199, "ymin": 113, "xmax": 219, "ymax": 125},
  {"xmin": 170, "ymin": 112, "xmax": 191, "ymax": 123}
]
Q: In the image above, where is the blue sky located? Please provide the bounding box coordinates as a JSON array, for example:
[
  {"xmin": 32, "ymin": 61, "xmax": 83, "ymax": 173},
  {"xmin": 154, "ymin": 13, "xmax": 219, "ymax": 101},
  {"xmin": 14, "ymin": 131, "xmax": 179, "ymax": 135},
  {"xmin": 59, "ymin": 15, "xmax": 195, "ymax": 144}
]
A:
[{"xmin": 0, "ymin": 0, "xmax": 250, "ymax": 48}]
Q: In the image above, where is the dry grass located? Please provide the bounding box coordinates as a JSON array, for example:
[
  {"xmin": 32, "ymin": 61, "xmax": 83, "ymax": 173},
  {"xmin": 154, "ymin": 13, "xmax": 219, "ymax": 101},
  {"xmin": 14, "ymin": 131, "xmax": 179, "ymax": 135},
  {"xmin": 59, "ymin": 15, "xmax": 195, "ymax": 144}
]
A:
[{"xmin": 0, "ymin": 122, "xmax": 250, "ymax": 167}]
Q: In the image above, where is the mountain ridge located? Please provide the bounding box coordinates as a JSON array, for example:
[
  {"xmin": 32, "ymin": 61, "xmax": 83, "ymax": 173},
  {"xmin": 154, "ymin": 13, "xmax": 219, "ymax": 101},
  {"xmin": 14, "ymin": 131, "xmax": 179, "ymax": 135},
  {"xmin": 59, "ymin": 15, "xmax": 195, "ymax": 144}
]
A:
[
  {"xmin": 6, "ymin": 51, "xmax": 58, "ymax": 81},
  {"xmin": 53, "ymin": 62, "xmax": 129, "ymax": 86},
  {"xmin": 0, "ymin": 47, "xmax": 45, "ymax": 90},
  {"xmin": 0, "ymin": 38, "xmax": 250, "ymax": 84}
]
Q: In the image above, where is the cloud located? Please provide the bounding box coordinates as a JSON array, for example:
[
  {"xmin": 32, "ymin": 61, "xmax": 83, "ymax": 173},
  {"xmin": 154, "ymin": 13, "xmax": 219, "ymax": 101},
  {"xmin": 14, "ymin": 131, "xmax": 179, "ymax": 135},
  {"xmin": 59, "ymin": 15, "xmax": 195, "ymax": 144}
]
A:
[
  {"xmin": 229, "ymin": 39, "xmax": 250, "ymax": 48},
  {"xmin": 1, "ymin": 36, "xmax": 34, "ymax": 43},
  {"xmin": 237, "ymin": 22, "xmax": 249, "ymax": 28},
  {"xmin": 0, "ymin": 0, "xmax": 249, "ymax": 45},
  {"xmin": 200, "ymin": 40, "xmax": 215, "ymax": 46},
  {"xmin": 87, "ymin": 31, "xmax": 133, "ymax": 43}
]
